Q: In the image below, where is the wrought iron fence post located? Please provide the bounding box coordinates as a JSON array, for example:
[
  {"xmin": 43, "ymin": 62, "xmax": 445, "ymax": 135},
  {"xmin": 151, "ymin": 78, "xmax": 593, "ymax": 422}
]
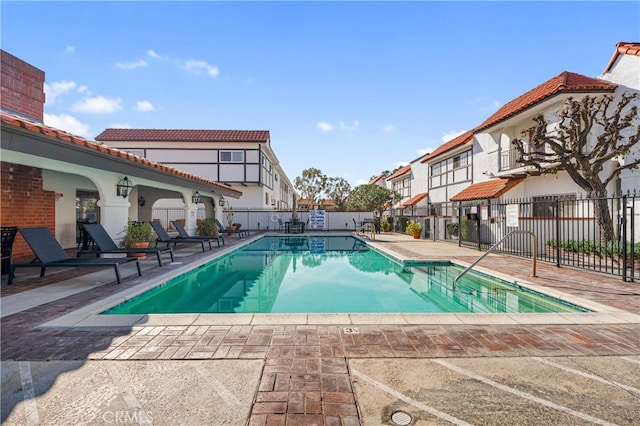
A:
[
  {"xmin": 554, "ymin": 199, "xmax": 561, "ymax": 267},
  {"xmin": 457, "ymin": 203, "xmax": 462, "ymax": 247},
  {"xmin": 622, "ymin": 194, "xmax": 628, "ymax": 282}
]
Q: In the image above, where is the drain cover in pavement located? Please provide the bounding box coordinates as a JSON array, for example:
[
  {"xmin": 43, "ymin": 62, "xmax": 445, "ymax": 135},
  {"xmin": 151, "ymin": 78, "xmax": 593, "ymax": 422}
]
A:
[
  {"xmin": 391, "ymin": 410, "xmax": 412, "ymax": 425},
  {"xmin": 343, "ymin": 327, "xmax": 360, "ymax": 334}
]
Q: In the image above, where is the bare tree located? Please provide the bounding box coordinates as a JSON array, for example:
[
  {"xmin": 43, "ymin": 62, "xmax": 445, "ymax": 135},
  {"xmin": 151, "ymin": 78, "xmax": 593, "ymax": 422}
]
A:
[{"xmin": 513, "ymin": 92, "xmax": 640, "ymax": 240}]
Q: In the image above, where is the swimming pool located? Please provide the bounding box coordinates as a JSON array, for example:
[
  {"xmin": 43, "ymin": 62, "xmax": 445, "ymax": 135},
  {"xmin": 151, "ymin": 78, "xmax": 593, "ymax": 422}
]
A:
[{"xmin": 103, "ymin": 236, "xmax": 589, "ymax": 315}]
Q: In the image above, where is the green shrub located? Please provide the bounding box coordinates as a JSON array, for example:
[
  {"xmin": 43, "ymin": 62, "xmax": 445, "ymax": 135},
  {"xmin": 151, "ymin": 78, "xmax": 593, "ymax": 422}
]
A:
[
  {"xmin": 446, "ymin": 222, "xmax": 459, "ymax": 237},
  {"xmin": 197, "ymin": 218, "xmax": 218, "ymax": 237}
]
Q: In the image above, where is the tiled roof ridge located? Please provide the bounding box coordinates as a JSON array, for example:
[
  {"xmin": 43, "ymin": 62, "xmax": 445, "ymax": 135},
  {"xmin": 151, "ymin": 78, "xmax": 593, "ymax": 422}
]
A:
[
  {"xmin": 0, "ymin": 111, "xmax": 242, "ymax": 196},
  {"xmin": 603, "ymin": 41, "xmax": 640, "ymax": 73},
  {"xmin": 95, "ymin": 128, "xmax": 271, "ymax": 142},
  {"xmin": 421, "ymin": 131, "xmax": 474, "ymax": 163},
  {"xmin": 386, "ymin": 164, "xmax": 411, "ymax": 180},
  {"xmin": 368, "ymin": 172, "xmax": 387, "ymax": 185},
  {"xmin": 474, "ymin": 71, "xmax": 617, "ymax": 132}
]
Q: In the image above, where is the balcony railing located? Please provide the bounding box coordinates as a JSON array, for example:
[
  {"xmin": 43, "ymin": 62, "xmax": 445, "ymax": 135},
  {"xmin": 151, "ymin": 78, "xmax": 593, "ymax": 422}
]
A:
[{"xmin": 500, "ymin": 145, "xmax": 547, "ymax": 171}]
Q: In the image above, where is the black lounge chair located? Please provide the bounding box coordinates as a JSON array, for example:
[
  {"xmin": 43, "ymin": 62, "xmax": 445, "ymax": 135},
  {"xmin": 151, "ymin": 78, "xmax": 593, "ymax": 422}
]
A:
[
  {"xmin": 150, "ymin": 221, "xmax": 212, "ymax": 252},
  {"xmin": 79, "ymin": 223, "xmax": 174, "ymax": 266},
  {"xmin": 8, "ymin": 227, "xmax": 142, "ymax": 285},
  {"xmin": 170, "ymin": 220, "xmax": 224, "ymax": 247},
  {"xmin": 215, "ymin": 219, "xmax": 249, "ymax": 238}
]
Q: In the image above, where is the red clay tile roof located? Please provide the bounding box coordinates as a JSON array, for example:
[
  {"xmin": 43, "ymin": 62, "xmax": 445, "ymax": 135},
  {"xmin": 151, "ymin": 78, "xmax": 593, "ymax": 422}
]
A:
[
  {"xmin": 0, "ymin": 111, "xmax": 242, "ymax": 197},
  {"xmin": 421, "ymin": 131, "xmax": 473, "ymax": 163},
  {"xmin": 96, "ymin": 128, "xmax": 270, "ymax": 142},
  {"xmin": 369, "ymin": 172, "xmax": 387, "ymax": 185},
  {"xmin": 386, "ymin": 164, "xmax": 411, "ymax": 180},
  {"xmin": 450, "ymin": 178, "xmax": 524, "ymax": 202},
  {"xmin": 603, "ymin": 42, "xmax": 640, "ymax": 73},
  {"xmin": 400, "ymin": 192, "xmax": 428, "ymax": 208},
  {"xmin": 474, "ymin": 71, "xmax": 617, "ymax": 132}
]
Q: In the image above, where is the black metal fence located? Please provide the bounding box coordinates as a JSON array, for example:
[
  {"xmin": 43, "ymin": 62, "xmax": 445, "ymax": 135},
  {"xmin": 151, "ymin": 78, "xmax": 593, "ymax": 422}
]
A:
[{"xmin": 452, "ymin": 194, "xmax": 638, "ymax": 282}]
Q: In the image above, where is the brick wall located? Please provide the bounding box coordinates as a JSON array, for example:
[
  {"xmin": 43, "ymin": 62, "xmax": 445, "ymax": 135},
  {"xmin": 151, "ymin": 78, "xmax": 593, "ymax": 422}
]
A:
[
  {"xmin": 1, "ymin": 162, "xmax": 55, "ymax": 258},
  {"xmin": 1, "ymin": 50, "xmax": 45, "ymax": 121}
]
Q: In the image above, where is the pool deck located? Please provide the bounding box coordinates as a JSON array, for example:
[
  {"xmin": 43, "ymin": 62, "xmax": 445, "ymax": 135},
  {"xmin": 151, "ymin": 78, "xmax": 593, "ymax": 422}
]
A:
[{"xmin": 2, "ymin": 232, "xmax": 639, "ymax": 425}]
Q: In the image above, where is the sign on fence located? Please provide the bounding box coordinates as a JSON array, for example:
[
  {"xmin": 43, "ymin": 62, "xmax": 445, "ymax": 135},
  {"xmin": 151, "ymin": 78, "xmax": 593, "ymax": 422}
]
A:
[
  {"xmin": 506, "ymin": 204, "xmax": 519, "ymax": 227},
  {"xmin": 309, "ymin": 210, "xmax": 326, "ymax": 230}
]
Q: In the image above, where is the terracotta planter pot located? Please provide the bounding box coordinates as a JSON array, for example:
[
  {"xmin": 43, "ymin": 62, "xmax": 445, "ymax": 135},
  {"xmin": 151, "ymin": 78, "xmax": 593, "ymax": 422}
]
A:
[
  {"xmin": 127, "ymin": 242, "xmax": 149, "ymax": 258},
  {"xmin": 412, "ymin": 232, "xmax": 421, "ymax": 239}
]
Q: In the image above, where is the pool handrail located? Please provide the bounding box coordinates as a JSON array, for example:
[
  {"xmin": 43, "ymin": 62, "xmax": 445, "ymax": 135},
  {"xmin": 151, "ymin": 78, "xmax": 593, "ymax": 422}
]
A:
[{"xmin": 454, "ymin": 230, "xmax": 537, "ymax": 288}]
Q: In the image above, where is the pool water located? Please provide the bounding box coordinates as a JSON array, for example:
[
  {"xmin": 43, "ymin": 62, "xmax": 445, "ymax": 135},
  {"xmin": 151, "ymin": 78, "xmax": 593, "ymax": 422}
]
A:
[{"xmin": 103, "ymin": 236, "xmax": 589, "ymax": 314}]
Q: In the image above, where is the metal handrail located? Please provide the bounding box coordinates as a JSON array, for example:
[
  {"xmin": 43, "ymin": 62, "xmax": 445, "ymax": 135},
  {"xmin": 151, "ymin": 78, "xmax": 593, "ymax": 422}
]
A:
[{"xmin": 454, "ymin": 230, "xmax": 537, "ymax": 287}]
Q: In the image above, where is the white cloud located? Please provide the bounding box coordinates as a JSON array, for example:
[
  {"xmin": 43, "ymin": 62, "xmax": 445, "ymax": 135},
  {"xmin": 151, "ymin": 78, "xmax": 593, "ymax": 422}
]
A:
[
  {"xmin": 44, "ymin": 80, "xmax": 77, "ymax": 105},
  {"xmin": 147, "ymin": 49, "xmax": 168, "ymax": 61},
  {"xmin": 355, "ymin": 179, "xmax": 369, "ymax": 186},
  {"xmin": 115, "ymin": 59, "xmax": 148, "ymax": 70},
  {"xmin": 417, "ymin": 148, "xmax": 433, "ymax": 156},
  {"xmin": 493, "ymin": 100, "xmax": 502, "ymax": 108},
  {"xmin": 65, "ymin": 46, "xmax": 75, "ymax": 55},
  {"xmin": 77, "ymin": 85, "xmax": 90, "ymax": 94},
  {"xmin": 185, "ymin": 59, "xmax": 219, "ymax": 78},
  {"xmin": 339, "ymin": 120, "xmax": 359, "ymax": 131},
  {"xmin": 72, "ymin": 96, "xmax": 122, "ymax": 114},
  {"xmin": 441, "ymin": 130, "xmax": 467, "ymax": 143},
  {"xmin": 136, "ymin": 100, "xmax": 155, "ymax": 112},
  {"xmin": 317, "ymin": 122, "xmax": 333, "ymax": 132},
  {"xmin": 383, "ymin": 124, "xmax": 395, "ymax": 133},
  {"xmin": 397, "ymin": 161, "xmax": 409, "ymax": 168},
  {"xmin": 44, "ymin": 113, "xmax": 91, "ymax": 138}
]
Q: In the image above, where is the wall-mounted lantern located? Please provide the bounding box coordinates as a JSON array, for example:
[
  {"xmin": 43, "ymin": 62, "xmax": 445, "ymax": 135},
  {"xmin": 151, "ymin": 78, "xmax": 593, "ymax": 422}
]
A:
[
  {"xmin": 192, "ymin": 191, "xmax": 201, "ymax": 204},
  {"xmin": 116, "ymin": 176, "xmax": 133, "ymax": 198}
]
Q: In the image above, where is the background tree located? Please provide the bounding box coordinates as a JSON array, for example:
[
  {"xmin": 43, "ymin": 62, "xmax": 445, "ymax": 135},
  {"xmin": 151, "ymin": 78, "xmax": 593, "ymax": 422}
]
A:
[
  {"xmin": 293, "ymin": 168, "xmax": 328, "ymax": 208},
  {"xmin": 326, "ymin": 177, "xmax": 351, "ymax": 211},
  {"xmin": 346, "ymin": 185, "xmax": 399, "ymax": 212},
  {"xmin": 512, "ymin": 92, "xmax": 640, "ymax": 240}
]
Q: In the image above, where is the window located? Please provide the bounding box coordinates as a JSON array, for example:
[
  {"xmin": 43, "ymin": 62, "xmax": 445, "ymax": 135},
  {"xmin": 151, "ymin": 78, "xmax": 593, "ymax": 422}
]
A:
[
  {"xmin": 125, "ymin": 149, "xmax": 145, "ymax": 158},
  {"xmin": 532, "ymin": 194, "xmax": 576, "ymax": 217},
  {"xmin": 220, "ymin": 151, "xmax": 244, "ymax": 162}
]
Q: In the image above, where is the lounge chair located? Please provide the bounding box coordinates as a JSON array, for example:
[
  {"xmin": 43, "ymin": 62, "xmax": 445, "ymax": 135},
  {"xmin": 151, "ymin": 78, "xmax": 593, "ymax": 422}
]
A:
[
  {"xmin": 79, "ymin": 223, "xmax": 174, "ymax": 266},
  {"xmin": 170, "ymin": 221, "xmax": 224, "ymax": 247},
  {"xmin": 150, "ymin": 221, "xmax": 212, "ymax": 252},
  {"xmin": 8, "ymin": 227, "xmax": 141, "ymax": 285},
  {"xmin": 215, "ymin": 219, "xmax": 249, "ymax": 238}
]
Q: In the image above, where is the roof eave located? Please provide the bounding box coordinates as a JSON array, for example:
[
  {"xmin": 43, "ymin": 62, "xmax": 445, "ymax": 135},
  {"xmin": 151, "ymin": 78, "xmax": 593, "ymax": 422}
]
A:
[{"xmin": 1, "ymin": 122, "xmax": 242, "ymax": 198}]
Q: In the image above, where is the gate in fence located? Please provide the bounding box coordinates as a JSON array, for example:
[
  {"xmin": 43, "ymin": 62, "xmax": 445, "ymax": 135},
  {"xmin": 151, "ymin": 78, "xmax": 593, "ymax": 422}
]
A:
[{"xmin": 454, "ymin": 194, "xmax": 638, "ymax": 281}]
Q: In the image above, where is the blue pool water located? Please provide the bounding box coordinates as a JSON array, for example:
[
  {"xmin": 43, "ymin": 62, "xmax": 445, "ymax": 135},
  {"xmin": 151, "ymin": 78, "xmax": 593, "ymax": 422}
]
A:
[{"xmin": 103, "ymin": 236, "xmax": 589, "ymax": 314}]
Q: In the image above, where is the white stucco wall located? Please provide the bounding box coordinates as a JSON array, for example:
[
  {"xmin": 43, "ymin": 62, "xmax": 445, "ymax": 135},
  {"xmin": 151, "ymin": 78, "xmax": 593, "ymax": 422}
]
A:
[
  {"xmin": 43, "ymin": 170, "xmax": 97, "ymax": 248},
  {"xmin": 599, "ymin": 54, "xmax": 640, "ymax": 90}
]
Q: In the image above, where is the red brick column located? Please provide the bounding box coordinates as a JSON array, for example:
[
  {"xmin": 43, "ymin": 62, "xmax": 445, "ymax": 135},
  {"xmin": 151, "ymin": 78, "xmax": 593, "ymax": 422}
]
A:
[{"xmin": 1, "ymin": 162, "xmax": 55, "ymax": 258}]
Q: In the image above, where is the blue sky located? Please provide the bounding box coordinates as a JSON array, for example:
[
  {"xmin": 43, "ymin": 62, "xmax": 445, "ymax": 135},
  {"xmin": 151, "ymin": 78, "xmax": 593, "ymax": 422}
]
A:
[{"xmin": 2, "ymin": 1, "xmax": 639, "ymax": 188}]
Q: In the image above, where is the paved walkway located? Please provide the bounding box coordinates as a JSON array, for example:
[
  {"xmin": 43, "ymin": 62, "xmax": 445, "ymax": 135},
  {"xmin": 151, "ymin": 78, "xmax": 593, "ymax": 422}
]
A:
[{"xmin": 1, "ymin": 232, "xmax": 639, "ymax": 425}]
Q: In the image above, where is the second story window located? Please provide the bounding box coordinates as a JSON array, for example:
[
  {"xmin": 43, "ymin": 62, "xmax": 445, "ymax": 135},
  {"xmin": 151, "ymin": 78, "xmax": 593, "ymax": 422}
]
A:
[{"xmin": 220, "ymin": 151, "xmax": 244, "ymax": 162}]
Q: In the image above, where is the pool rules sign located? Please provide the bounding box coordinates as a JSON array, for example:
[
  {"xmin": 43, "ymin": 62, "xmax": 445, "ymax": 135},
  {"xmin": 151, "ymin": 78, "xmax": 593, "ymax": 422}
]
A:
[
  {"xmin": 309, "ymin": 210, "xmax": 326, "ymax": 230},
  {"xmin": 506, "ymin": 204, "xmax": 519, "ymax": 227}
]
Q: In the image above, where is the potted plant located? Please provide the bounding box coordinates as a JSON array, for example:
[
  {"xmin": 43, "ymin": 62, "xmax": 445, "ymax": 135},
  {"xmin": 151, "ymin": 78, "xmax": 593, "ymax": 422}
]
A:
[
  {"xmin": 406, "ymin": 221, "xmax": 422, "ymax": 239},
  {"xmin": 197, "ymin": 218, "xmax": 218, "ymax": 237},
  {"xmin": 380, "ymin": 220, "xmax": 390, "ymax": 232},
  {"xmin": 120, "ymin": 220, "xmax": 155, "ymax": 257}
]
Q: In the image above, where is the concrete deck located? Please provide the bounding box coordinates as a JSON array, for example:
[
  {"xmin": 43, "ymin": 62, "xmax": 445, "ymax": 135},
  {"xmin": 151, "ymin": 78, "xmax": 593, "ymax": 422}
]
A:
[{"xmin": 2, "ymin": 232, "xmax": 639, "ymax": 425}]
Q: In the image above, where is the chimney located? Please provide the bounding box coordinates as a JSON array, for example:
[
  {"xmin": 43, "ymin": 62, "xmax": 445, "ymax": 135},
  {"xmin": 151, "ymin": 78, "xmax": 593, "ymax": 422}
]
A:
[{"xmin": 1, "ymin": 50, "xmax": 45, "ymax": 122}]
